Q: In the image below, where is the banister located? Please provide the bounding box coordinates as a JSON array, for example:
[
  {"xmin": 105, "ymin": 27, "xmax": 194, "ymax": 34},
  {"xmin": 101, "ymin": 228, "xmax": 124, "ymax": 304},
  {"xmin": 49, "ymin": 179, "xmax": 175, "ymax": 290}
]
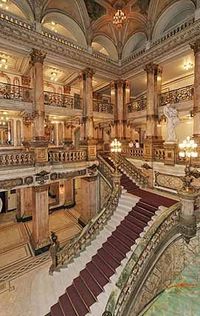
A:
[{"xmin": 104, "ymin": 201, "xmax": 181, "ymax": 316}]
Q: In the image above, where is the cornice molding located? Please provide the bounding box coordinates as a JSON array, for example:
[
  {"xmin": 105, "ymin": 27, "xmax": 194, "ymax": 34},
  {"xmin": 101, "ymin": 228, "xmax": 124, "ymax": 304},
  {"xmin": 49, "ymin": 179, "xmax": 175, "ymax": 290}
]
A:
[{"xmin": 0, "ymin": 16, "xmax": 200, "ymax": 78}]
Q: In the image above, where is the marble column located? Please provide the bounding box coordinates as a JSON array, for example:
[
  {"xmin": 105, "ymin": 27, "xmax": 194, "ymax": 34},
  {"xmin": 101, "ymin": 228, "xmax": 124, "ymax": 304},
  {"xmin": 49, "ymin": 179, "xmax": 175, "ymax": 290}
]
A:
[
  {"xmin": 31, "ymin": 185, "xmax": 50, "ymax": 255},
  {"xmin": 30, "ymin": 49, "xmax": 48, "ymax": 163},
  {"xmin": 30, "ymin": 48, "xmax": 46, "ymax": 140},
  {"xmin": 191, "ymin": 40, "xmax": 200, "ymax": 155},
  {"xmin": 115, "ymin": 80, "xmax": 124, "ymax": 139},
  {"xmin": 178, "ymin": 190, "xmax": 198, "ymax": 243},
  {"xmin": 111, "ymin": 81, "xmax": 117, "ymax": 138},
  {"xmin": 64, "ymin": 179, "xmax": 75, "ymax": 207},
  {"xmin": 80, "ymin": 176, "xmax": 98, "ymax": 224},
  {"xmin": 82, "ymin": 68, "xmax": 95, "ymax": 141},
  {"xmin": 123, "ymin": 80, "xmax": 130, "ymax": 140},
  {"xmin": 144, "ymin": 62, "xmax": 163, "ymax": 160},
  {"xmin": 16, "ymin": 187, "xmax": 33, "ymax": 221},
  {"xmin": 81, "ymin": 68, "xmax": 96, "ymax": 160}
]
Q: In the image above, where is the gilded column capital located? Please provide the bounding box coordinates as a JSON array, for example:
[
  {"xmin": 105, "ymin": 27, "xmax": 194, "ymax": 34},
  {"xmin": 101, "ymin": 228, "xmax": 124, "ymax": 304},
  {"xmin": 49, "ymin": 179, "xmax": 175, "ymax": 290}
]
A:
[
  {"xmin": 82, "ymin": 67, "xmax": 95, "ymax": 79},
  {"xmin": 190, "ymin": 39, "xmax": 200, "ymax": 54},
  {"xmin": 144, "ymin": 62, "xmax": 159, "ymax": 74},
  {"xmin": 30, "ymin": 48, "xmax": 46, "ymax": 64}
]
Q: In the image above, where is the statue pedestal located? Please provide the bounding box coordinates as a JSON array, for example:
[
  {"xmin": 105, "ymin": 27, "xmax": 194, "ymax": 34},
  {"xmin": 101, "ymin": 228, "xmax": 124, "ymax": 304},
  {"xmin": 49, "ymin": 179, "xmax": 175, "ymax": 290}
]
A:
[
  {"xmin": 143, "ymin": 136, "xmax": 163, "ymax": 161},
  {"xmin": 178, "ymin": 189, "xmax": 199, "ymax": 243},
  {"xmin": 164, "ymin": 142, "xmax": 177, "ymax": 166}
]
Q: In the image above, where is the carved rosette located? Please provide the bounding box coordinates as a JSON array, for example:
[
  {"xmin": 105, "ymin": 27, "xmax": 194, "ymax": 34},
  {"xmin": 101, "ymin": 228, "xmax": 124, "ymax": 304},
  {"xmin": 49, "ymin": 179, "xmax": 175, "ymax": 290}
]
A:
[{"xmin": 30, "ymin": 48, "xmax": 46, "ymax": 64}]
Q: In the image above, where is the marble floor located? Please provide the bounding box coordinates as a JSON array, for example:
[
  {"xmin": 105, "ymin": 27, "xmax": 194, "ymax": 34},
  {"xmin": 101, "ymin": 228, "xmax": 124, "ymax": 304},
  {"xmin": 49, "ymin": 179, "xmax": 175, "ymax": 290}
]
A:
[{"xmin": 0, "ymin": 209, "xmax": 82, "ymax": 278}]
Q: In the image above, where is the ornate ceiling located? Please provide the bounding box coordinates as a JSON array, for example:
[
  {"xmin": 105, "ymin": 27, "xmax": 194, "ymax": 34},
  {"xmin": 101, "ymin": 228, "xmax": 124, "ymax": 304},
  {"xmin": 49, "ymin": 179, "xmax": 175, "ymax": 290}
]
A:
[{"xmin": 0, "ymin": 0, "xmax": 197, "ymax": 61}]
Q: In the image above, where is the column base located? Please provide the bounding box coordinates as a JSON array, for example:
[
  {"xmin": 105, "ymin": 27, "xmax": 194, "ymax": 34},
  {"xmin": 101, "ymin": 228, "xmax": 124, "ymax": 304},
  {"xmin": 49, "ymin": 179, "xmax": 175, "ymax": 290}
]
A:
[
  {"xmin": 164, "ymin": 142, "xmax": 177, "ymax": 165},
  {"xmin": 30, "ymin": 236, "xmax": 51, "ymax": 256}
]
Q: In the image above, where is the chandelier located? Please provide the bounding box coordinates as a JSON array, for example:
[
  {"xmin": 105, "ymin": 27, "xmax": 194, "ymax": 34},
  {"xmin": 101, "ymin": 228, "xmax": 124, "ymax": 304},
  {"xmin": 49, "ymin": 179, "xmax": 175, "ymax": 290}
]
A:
[{"xmin": 113, "ymin": 9, "xmax": 126, "ymax": 28}]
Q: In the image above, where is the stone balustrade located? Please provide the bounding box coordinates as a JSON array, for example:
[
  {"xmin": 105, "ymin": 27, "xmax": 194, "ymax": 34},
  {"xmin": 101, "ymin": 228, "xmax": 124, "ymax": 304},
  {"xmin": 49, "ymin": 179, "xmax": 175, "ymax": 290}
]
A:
[
  {"xmin": 122, "ymin": 147, "xmax": 144, "ymax": 159},
  {"xmin": 93, "ymin": 99, "xmax": 114, "ymax": 114},
  {"xmin": 0, "ymin": 150, "xmax": 35, "ymax": 167},
  {"xmin": 44, "ymin": 91, "xmax": 82, "ymax": 109},
  {"xmin": 0, "ymin": 82, "xmax": 32, "ymax": 102},
  {"xmin": 48, "ymin": 149, "xmax": 87, "ymax": 164},
  {"xmin": 154, "ymin": 148, "xmax": 165, "ymax": 162}
]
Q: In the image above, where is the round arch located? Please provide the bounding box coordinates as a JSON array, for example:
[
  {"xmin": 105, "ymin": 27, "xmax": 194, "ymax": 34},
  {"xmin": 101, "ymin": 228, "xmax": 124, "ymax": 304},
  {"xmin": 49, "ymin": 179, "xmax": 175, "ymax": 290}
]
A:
[
  {"xmin": 122, "ymin": 32, "xmax": 147, "ymax": 59},
  {"xmin": 152, "ymin": 0, "xmax": 195, "ymax": 40},
  {"xmin": 6, "ymin": 0, "xmax": 34, "ymax": 21},
  {"xmin": 42, "ymin": 12, "xmax": 87, "ymax": 47},
  {"xmin": 92, "ymin": 35, "xmax": 118, "ymax": 61}
]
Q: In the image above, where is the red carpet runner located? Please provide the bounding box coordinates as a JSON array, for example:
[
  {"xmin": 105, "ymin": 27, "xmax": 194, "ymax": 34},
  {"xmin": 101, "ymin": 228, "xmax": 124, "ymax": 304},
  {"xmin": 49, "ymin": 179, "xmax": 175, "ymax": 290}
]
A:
[{"xmin": 48, "ymin": 158, "xmax": 176, "ymax": 316}]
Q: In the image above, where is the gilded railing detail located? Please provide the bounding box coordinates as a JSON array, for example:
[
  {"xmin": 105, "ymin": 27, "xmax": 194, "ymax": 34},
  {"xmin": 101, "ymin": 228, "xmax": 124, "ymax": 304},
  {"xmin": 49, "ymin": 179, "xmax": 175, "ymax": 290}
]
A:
[
  {"xmin": 160, "ymin": 85, "xmax": 193, "ymax": 106},
  {"xmin": 112, "ymin": 154, "xmax": 148, "ymax": 187},
  {"xmin": 104, "ymin": 202, "xmax": 181, "ymax": 316},
  {"xmin": 0, "ymin": 82, "xmax": 32, "ymax": 102},
  {"xmin": 127, "ymin": 95, "xmax": 147, "ymax": 112},
  {"xmin": 93, "ymin": 99, "xmax": 113, "ymax": 114},
  {"xmin": 44, "ymin": 91, "xmax": 82, "ymax": 109}
]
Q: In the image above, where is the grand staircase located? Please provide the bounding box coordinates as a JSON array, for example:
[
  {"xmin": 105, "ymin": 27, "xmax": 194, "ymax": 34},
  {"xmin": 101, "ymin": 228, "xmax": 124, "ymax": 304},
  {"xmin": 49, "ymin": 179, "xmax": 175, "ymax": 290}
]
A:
[{"xmin": 48, "ymin": 156, "xmax": 176, "ymax": 316}]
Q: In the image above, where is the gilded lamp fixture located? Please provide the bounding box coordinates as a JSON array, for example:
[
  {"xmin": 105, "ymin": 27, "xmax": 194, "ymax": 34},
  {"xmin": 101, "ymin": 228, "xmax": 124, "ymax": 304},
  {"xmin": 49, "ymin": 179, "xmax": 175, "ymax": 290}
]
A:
[
  {"xmin": 110, "ymin": 138, "xmax": 122, "ymax": 174},
  {"xmin": 179, "ymin": 136, "xmax": 198, "ymax": 191},
  {"xmin": 113, "ymin": 9, "xmax": 126, "ymax": 28}
]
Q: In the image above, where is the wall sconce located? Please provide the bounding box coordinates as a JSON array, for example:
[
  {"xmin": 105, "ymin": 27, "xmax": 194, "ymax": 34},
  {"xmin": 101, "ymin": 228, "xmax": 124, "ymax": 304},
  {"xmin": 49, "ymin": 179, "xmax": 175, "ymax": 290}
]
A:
[{"xmin": 183, "ymin": 62, "xmax": 193, "ymax": 71}]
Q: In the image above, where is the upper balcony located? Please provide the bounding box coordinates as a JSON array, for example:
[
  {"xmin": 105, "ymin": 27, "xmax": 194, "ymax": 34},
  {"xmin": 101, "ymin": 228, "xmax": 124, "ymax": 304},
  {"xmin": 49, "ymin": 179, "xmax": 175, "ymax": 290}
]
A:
[
  {"xmin": 0, "ymin": 82, "xmax": 114, "ymax": 116},
  {"xmin": 127, "ymin": 84, "xmax": 194, "ymax": 118}
]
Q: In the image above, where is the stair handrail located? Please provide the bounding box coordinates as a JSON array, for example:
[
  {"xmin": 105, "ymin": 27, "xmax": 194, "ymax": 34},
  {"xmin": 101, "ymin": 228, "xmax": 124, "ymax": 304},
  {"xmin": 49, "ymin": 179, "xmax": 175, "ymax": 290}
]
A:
[
  {"xmin": 112, "ymin": 153, "xmax": 149, "ymax": 187},
  {"xmin": 49, "ymin": 157, "xmax": 121, "ymax": 274},
  {"xmin": 103, "ymin": 201, "xmax": 181, "ymax": 316}
]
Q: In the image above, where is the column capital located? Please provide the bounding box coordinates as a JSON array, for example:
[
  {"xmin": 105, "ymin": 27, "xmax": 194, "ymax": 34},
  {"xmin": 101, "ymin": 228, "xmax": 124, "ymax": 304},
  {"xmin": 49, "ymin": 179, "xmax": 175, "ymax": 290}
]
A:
[
  {"xmin": 82, "ymin": 67, "xmax": 95, "ymax": 79},
  {"xmin": 144, "ymin": 62, "xmax": 159, "ymax": 74},
  {"xmin": 190, "ymin": 39, "xmax": 200, "ymax": 54},
  {"xmin": 30, "ymin": 48, "xmax": 46, "ymax": 64},
  {"xmin": 115, "ymin": 79, "xmax": 126, "ymax": 88}
]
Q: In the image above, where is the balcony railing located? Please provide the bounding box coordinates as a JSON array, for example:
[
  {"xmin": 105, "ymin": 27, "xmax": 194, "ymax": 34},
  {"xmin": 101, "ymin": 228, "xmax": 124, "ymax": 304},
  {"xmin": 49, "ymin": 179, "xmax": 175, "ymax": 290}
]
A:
[
  {"xmin": 0, "ymin": 82, "xmax": 32, "ymax": 102},
  {"xmin": 44, "ymin": 91, "xmax": 82, "ymax": 109},
  {"xmin": 48, "ymin": 149, "xmax": 87, "ymax": 164},
  {"xmin": 93, "ymin": 99, "xmax": 113, "ymax": 114},
  {"xmin": 128, "ymin": 85, "xmax": 194, "ymax": 113},
  {"xmin": 160, "ymin": 85, "xmax": 193, "ymax": 106},
  {"xmin": 127, "ymin": 94, "xmax": 147, "ymax": 112},
  {"xmin": 0, "ymin": 150, "xmax": 35, "ymax": 167}
]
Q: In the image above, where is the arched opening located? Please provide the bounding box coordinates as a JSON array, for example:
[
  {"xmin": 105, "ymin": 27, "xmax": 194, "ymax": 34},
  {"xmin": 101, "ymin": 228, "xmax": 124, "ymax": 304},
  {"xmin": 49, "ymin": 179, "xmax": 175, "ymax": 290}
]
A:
[
  {"xmin": 42, "ymin": 12, "xmax": 87, "ymax": 47},
  {"xmin": 152, "ymin": 0, "xmax": 195, "ymax": 40},
  {"xmin": 1, "ymin": 0, "xmax": 34, "ymax": 21},
  {"xmin": 122, "ymin": 32, "xmax": 147, "ymax": 59},
  {"xmin": 92, "ymin": 35, "xmax": 118, "ymax": 61}
]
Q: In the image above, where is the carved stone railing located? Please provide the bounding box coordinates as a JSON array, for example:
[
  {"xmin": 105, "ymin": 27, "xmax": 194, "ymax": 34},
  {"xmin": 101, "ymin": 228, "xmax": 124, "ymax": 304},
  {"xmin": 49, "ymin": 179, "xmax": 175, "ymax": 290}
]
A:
[
  {"xmin": 98, "ymin": 154, "xmax": 115, "ymax": 186},
  {"xmin": 104, "ymin": 202, "xmax": 181, "ymax": 316},
  {"xmin": 0, "ymin": 82, "xmax": 32, "ymax": 102},
  {"xmin": 152, "ymin": 17, "xmax": 195, "ymax": 47},
  {"xmin": 122, "ymin": 147, "xmax": 144, "ymax": 159},
  {"xmin": 93, "ymin": 99, "xmax": 114, "ymax": 114},
  {"xmin": 112, "ymin": 153, "xmax": 148, "ymax": 187},
  {"xmin": 49, "ymin": 156, "xmax": 121, "ymax": 273},
  {"xmin": 0, "ymin": 12, "xmax": 33, "ymax": 30},
  {"xmin": 127, "ymin": 94, "xmax": 147, "ymax": 113},
  {"xmin": 160, "ymin": 84, "xmax": 193, "ymax": 106},
  {"xmin": 44, "ymin": 91, "xmax": 82, "ymax": 109},
  {"xmin": 154, "ymin": 148, "xmax": 165, "ymax": 162},
  {"xmin": 0, "ymin": 150, "xmax": 35, "ymax": 167},
  {"xmin": 48, "ymin": 149, "xmax": 87, "ymax": 164}
]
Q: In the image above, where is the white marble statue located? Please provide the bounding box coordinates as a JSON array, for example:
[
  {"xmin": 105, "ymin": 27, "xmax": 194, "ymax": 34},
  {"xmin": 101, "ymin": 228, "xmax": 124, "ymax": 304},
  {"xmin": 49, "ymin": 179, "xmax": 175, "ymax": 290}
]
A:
[{"xmin": 163, "ymin": 103, "xmax": 180, "ymax": 142}]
